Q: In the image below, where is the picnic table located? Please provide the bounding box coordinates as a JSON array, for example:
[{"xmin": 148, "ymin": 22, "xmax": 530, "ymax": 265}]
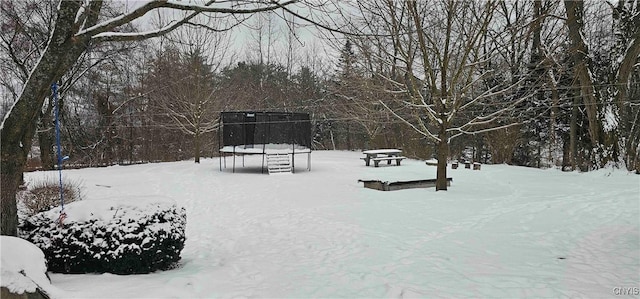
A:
[{"xmin": 361, "ymin": 149, "xmax": 406, "ymax": 167}]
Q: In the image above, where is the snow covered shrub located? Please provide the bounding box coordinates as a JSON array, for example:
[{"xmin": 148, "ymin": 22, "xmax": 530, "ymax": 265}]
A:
[
  {"xmin": 19, "ymin": 197, "xmax": 186, "ymax": 274},
  {"xmin": 20, "ymin": 176, "xmax": 84, "ymax": 217}
]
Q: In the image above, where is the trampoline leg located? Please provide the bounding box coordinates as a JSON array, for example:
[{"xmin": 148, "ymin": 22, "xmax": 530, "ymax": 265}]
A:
[
  {"xmin": 233, "ymin": 154, "xmax": 236, "ymax": 173},
  {"xmin": 242, "ymin": 154, "xmax": 245, "ymax": 167}
]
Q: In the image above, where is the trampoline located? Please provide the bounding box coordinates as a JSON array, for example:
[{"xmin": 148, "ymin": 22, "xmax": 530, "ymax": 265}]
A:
[{"xmin": 218, "ymin": 111, "xmax": 312, "ymax": 173}]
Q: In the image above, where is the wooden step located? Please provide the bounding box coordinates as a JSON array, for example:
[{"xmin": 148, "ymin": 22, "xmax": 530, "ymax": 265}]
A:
[{"xmin": 266, "ymin": 154, "xmax": 292, "ymax": 174}]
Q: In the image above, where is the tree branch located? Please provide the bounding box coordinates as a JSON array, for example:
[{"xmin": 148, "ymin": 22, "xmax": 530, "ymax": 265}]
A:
[{"xmin": 80, "ymin": 0, "xmax": 297, "ymax": 41}]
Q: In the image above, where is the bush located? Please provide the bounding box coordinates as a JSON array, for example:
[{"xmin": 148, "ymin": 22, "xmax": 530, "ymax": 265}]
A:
[
  {"xmin": 19, "ymin": 197, "xmax": 186, "ymax": 274},
  {"xmin": 19, "ymin": 176, "xmax": 84, "ymax": 217}
]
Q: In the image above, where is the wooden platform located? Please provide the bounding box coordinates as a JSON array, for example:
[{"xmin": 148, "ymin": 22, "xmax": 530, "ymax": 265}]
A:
[{"xmin": 358, "ymin": 178, "xmax": 452, "ymax": 191}]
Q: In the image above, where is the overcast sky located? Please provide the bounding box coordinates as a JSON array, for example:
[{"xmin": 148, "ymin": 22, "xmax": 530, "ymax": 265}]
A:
[{"xmin": 119, "ymin": 0, "xmax": 336, "ymax": 72}]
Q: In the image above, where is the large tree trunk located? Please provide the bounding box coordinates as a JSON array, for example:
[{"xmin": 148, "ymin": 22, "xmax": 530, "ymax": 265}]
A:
[
  {"xmin": 564, "ymin": 0, "xmax": 602, "ymax": 148},
  {"xmin": 1, "ymin": 0, "xmax": 98, "ymax": 235},
  {"xmin": 436, "ymin": 125, "xmax": 449, "ymax": 191}
]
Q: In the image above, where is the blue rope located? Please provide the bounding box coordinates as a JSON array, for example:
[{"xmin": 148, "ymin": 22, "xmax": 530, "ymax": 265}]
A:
[{"xmin": 52, "ymin": 83, "xmax": 65, "ymax": 214}]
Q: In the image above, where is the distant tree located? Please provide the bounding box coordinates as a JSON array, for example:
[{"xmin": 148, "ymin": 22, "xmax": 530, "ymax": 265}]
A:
[
  {"xmin": 245, "ymin": 11, "xmax": 281, "ymax": 66},
  {"xmin": 219, "ymin": 61, "xmax": 292, "ymax": 110},
  {"xmin": 144, "ymin": 22, "xmax": 234, "ymax": 163},
  {"xmin": 146, "ymin": 46, "xmax": 221, "ymax": 163},
  {"xmin": 327, "ymin": 40, "xmax": 395, "ymax": 150}
]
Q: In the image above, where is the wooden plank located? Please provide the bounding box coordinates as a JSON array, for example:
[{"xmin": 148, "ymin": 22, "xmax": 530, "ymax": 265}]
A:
[{"xmin": 362, "ymin": 149, "xmax": 402, "ymax": 155}]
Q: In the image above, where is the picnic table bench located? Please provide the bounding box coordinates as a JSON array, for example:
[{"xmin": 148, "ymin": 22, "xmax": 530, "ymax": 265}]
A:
[{"xmin": 361, "ymin": 149, "xmax": 405, "ymax": 167}]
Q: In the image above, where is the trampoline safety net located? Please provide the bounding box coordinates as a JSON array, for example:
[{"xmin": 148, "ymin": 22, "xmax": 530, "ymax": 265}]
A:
[{"xmin": 220, "ymin": 111, "xmax": 312, "ymax": 148}]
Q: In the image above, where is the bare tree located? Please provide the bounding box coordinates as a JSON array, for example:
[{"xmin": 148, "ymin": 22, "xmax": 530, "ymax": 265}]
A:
[
  {"xmin": 344, "ymin": 0, "xmax": 528, "ymax": 190},
  {"xmin": 246, "ymin": 11, "xmax": 281, "ymax": 65},
  {"xmin": 1, "ymin": 0, "xmax": 296, "ymax": 236},
  {"xmin": 282, "ymin": 13, "xmax": 301, "ymax": 77}
]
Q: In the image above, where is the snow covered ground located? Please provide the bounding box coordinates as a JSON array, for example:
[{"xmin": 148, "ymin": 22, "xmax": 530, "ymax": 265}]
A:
[{"xmin": 17, "ymin": 150, "xmax": 640, "ymax": 298}]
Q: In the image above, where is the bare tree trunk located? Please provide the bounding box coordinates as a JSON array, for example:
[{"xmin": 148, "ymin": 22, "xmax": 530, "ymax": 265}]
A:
[
  {"xmin": 346, "ymin": 123, "xmax": 352, "ymax": 150},
  {"xmin": 549, "ymin": 87, "xmax": 559, "ymax": 166},
  {"xmin": 129, "ymin": 117, "xmax": 135, "ymax": 164},
  {"xmin": 436, "ymin": 125, "xmax": 449, "ymax": 191},
  {"xmin": 561, "ymin": 137, "xmax": 569, "ymax": 171},
  {"xmin": 627, "ymin": 108, "xmax": 640, "ymax": 171},
  {"xmin": 0, "ymin": 152, "xmax": 23, "ymax": 236},
  {"xmin": 564, "ymin": 0, "xmax": 601, "ymax": 148},
  {"xmin": 330, "ymin": 129, "xmax": 336, "ymax": 150},
  {"xmin": 570, "ymin": 95, "xmax": 578, "ymax": 171},
  {"xmin": 531, "ymin": 0, "xmax": 545, "ymax": 168},
  {"xmin": 194, "ymin": 131, "xmax": 201, "ymax": 163}
]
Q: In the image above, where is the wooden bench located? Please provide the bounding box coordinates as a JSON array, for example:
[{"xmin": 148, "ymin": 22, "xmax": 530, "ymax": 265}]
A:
[{"xmin": 372, "ymin": 156, "xmax": 406, "ymax": 167}]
